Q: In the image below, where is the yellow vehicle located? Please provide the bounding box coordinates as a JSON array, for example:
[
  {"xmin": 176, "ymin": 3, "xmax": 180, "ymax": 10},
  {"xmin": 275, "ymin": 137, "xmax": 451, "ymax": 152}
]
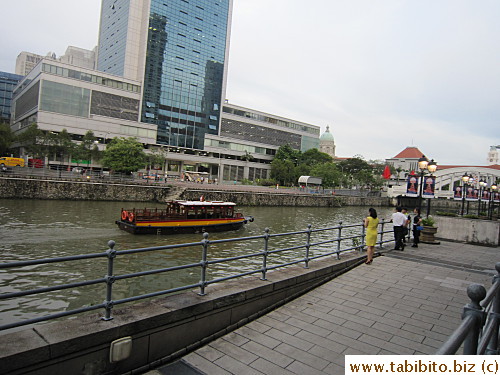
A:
[{"xmin": 0, "ymin": 157, "xmax": 25, "ymax": 167}]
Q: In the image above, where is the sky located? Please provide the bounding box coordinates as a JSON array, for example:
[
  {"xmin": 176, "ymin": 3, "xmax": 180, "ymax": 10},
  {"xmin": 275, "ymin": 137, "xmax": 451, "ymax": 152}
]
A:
[{"xmin": 1, "ymin": 0, "xmax": 499, "ymax": 166}]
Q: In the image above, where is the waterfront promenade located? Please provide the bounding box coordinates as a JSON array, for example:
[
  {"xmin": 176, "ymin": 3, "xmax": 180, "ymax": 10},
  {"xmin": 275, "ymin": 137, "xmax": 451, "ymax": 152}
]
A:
[{"xmin": 148, "ymin": 241, "xmax": 499, "ymax": 374}]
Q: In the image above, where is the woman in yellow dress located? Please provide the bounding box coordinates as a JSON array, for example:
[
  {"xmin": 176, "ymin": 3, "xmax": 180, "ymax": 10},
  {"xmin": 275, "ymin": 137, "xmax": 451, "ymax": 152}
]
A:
[{"xmin": 364, "ymin": 208, "xmax": 379, "ymax": 264}]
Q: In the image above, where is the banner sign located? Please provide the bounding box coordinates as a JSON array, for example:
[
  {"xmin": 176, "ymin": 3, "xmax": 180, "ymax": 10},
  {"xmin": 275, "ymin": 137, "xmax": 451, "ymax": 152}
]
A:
[
  {"xmin": 422, "ymin": 176, "xmax": 436, "ymax": 198},
  {"xmin": 465, "ymin": 186, "xmax": 478, "ymax": 201},
  {"xmin": 481, "ymin": 190, "xmax": 491, "ymax": 201},
  {"xmin": 406, "ymin": 175, "xmax": 419, "ymax": 197},
  {"xmin": 453, "ymin": 185, "xmax": 463, "ymax": 200},
  {"xmin": 493, "ymin": 191, "xmax": 500, "ymax": 203}
]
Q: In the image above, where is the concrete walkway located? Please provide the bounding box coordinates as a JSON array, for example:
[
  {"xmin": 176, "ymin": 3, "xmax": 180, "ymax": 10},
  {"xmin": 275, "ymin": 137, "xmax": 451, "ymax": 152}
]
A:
[{"xmin": 147, "ymin": 241, "xmax": 499, "ymax": 375}]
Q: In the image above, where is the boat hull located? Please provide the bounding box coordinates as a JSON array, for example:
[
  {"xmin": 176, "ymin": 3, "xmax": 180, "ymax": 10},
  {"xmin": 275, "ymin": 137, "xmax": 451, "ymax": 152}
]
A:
[{"xmin": 115, "ymin": 218, "xmax": 249, "ymax": 235}]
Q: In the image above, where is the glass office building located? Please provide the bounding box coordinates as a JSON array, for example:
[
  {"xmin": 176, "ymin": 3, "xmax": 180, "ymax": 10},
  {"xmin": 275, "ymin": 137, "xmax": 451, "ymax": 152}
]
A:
[
  {"xmin": 98, "ymin": 0, "xmax": 232, "ymax": 150},
  {"xmin": 0, "ymin": 71, "xmax": 23, "ymax": 123},
  {"xmin": 142, "ymin": 0, "xmax": 230, "ymax": 150}
]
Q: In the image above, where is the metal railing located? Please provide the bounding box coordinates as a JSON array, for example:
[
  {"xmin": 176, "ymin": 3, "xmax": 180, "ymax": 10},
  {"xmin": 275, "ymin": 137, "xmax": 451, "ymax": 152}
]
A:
[
  {"xmin": 436, "ymin": 262, "xmax": 500, "ymax": 355},
  {"xmin": 0, "ymin": 220, "xmax": 394, "ymax": 332}
]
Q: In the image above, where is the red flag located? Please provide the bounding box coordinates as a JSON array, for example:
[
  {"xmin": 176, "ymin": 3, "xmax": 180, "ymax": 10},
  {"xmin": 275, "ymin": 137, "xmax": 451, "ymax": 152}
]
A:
[{"xmin": 382, "ymin": 165, "xmax": 391, "ymax": 180}]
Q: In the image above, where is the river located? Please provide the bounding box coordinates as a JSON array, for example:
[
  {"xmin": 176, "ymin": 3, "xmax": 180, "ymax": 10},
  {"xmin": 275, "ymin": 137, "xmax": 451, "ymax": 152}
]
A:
[{"xmin": 0, "ymin": 199, "xmax": 396, "ymax": 329}]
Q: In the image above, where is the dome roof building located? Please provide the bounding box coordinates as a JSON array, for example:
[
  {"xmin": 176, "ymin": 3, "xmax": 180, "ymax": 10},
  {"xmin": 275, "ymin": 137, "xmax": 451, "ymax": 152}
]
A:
[{"xmin": 319, "ymin": 125, "xmax": 335, "ymax": 157}]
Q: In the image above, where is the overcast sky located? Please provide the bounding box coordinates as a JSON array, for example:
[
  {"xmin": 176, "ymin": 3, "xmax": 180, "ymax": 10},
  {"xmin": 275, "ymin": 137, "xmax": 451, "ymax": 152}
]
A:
[{"xmin": 1, "ymin": 0, "xmax": 499, "ymax": 166}]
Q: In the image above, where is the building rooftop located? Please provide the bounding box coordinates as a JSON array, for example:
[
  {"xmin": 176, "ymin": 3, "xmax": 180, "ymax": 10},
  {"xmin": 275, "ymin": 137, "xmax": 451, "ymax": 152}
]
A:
[{"xmin": 392, "ymin": 146, "xmax": 425, "ymax": 159}]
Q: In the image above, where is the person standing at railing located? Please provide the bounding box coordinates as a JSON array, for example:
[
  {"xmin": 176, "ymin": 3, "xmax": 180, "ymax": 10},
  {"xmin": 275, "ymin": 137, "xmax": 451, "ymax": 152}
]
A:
[
  {"xmin": 364, "ymin": 208, "xmax": 379, "ymax": 264},
  {"xmin": 411, "ymin": 208, "xmax": 422, "ymax": 248},
  {"xmin": 391, "ymin": 206, "xmax": 407, "ymax": 251}
]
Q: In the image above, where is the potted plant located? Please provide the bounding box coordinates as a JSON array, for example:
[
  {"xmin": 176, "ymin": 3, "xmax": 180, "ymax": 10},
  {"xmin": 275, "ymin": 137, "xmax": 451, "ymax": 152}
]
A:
[{"xmin": 420, "ymin": 215, "xmax": 439, "ymax": 244}]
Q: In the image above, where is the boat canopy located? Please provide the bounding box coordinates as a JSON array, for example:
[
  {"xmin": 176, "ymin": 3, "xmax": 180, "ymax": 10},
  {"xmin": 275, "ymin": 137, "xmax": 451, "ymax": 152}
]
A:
[{"xmin": 174, "ymin": 200, "xmax": 236, "ymax": 206}]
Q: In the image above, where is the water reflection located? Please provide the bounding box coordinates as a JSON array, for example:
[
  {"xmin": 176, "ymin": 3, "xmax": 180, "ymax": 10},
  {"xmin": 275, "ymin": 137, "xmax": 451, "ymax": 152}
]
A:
[{"xmin": 0, "ymin": 199, "xmax": 395, "ymax": 327}]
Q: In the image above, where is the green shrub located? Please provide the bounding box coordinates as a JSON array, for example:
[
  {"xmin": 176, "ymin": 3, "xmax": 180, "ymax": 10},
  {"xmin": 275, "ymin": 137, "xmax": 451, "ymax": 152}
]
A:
[
  {"xmin": 421, "ymin": 216, "xmax": 435, "ymax": 226},
  {"xmin": 463, "ymin": 214, "xmax": 479, "ymax": 219},
  {"xmin": 436, "ymin": 211, "xmax": 457, "ymax": 217}
]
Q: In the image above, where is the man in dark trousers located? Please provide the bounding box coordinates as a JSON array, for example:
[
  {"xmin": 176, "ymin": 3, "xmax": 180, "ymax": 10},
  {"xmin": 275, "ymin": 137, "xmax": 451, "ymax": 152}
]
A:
[{"xmin": 391, "ymin": 206, "xmax": 408, "ymax": 250}]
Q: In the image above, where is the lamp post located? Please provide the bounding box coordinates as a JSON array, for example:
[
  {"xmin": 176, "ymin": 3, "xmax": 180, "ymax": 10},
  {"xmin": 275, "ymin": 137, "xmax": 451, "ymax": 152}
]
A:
[
  {"xmin": 417, "ymin": 155, "xmax": 437, "ymax": 216},
  {"xmin": 489, "ymin": 182, "xmax": 498, "ymax": 220},
  {"xmin": 460, "ymin": 172, "xmax": 470, "ymax": 216},
  {"xmin": 478, "ymin": 179, "xmax": 487, "ymax": 216}
]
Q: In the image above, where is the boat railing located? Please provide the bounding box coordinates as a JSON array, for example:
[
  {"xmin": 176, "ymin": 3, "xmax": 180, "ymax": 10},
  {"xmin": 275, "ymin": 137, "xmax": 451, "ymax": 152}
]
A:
[{"xmin": 0, "ymin": 219, "xmax": 394, "ymax": 332}]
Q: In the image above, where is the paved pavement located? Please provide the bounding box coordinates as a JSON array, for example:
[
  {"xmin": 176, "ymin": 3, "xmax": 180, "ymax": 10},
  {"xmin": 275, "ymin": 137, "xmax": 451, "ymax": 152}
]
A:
[{"xmin": 146, "ymin": 241, "xmax": 499, "ymax": 375}]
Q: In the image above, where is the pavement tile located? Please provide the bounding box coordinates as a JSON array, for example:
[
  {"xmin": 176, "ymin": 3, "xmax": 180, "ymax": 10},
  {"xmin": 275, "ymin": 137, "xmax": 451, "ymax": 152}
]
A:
[
  {"xmin": 265, "ymin": 328, "xmax": 315, "ymax": 351},
  {"xmin": 295, "ymin": 330, "xmax": 348, "ymax": 354},
  {"xmin": 250, "ymin": 357, "xmax": 296, "ymax": 375},
  {"xmin": 237, "ymin": 326, "xmax": 282, "ymax": 349},
  {"xmin": 257, "ymin": 316, "xmax": 301, "ymax": 336},
  {"xmin": 183, "ymin": 352, "xmax": 231, "ymax": 375},
  {"xmin": 194, "ymin": 345, "xmax": 224, "ymax": 362},
  {"xmin": 214, "ymin": 354, "xmax": 264, "ymax": 375},
  {"xmin": 286, "ymin": 359, "xmax": 328, "ymax": 375},
  {"xmin": 308, "ymin": 345, "xmax": 345, "ymax": 366},
  {"xmin": 389, "ymin": 335, "xmax": 437, "ymax": 354},
  {"xmin": 241, "ymin": 340, "xmax": 294, "ymax": 368},
  {"xmin": 358, "ymin": 333, "xmax": 415, "ymax": 355},
  {"xmin": 275, "ymin": 342, "xmax": 329, "ymax": 371},
  {"xmin": 210, "ymin": 339, "xmax": 259, "ymax": 365},
  {"xmin": 221, "ymin": 331, "xmax": 250, "ymax": 346}
]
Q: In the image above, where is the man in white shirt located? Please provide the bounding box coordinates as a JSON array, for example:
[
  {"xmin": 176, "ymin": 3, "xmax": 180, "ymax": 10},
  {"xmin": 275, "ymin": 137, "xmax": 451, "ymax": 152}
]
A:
[{"xmin": 391, "ymin": 206, "xmax": 408, "ymax": 250}]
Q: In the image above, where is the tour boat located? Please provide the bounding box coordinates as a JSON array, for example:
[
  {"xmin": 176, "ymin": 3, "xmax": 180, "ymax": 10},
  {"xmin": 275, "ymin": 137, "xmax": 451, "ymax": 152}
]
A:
[{"xmin": 116, "ymin": 199, "xmax": 254, "ymax": 235}]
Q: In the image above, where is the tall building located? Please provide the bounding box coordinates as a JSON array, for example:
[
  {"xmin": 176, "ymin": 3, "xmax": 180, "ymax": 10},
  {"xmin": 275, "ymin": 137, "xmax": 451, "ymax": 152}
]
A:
[
  {"xmin": 59, "ymin": 46, "xmax": 97, "ymax": 70},
  {"xmin": 15, "ymin": 52, "xmax": 45, "ymax": 76},
  {"xmin": 0, "ymin": 71, "xmax": 23, "ymax": 123},
  {"xmin": 97, "ymin": 0, "xmax": 232, "ymax": 150},
  {"xmin": 11, "ymin": 0, "xmax": 320, "ymax": 182}
]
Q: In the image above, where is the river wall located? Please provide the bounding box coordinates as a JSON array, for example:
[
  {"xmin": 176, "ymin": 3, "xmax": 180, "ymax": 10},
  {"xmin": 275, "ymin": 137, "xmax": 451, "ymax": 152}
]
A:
[{"xmin": 0, "ymin": 177, "xmax": 393, "ymax": 207}]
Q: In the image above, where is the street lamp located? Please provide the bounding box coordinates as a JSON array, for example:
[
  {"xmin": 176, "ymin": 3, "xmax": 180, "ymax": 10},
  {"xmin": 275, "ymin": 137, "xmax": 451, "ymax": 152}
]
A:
[
  {"xmin": 460, "ymin": 172, "xmax": 470, "ymax": 216},
  {"xmin": 489, "ymin": 182, "xmax": 498, "ymax": 219},
  {"xmin": 417, "ymin": 155, "xmax": 438, "ymax": 215},
  {"xmin": 478, "ymin": 179, "xmax": 487, "ymax": 216}
]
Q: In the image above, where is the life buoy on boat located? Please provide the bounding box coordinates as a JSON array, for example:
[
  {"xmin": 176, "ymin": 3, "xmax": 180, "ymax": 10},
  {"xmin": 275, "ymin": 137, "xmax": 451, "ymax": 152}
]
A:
[
  {"xmin": 128, "ymin": 212, "xmax": 135, "ymax": 222},
  {"xmin": 121, "ymin": 211, "xmax": 128, "ymax": 221}
]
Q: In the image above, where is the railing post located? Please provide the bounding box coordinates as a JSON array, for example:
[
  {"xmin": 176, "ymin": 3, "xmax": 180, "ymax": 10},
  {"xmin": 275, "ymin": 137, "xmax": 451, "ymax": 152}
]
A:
[
  {"xmin": 360, "ymin": 221, "xmax": 365, "ymax": 253},
  {"xmin": 199, "ymin": 232, "xmax": 209, "ymax": 296},
  {"xmin": 336, "ymin": 221, "xmax": 342, "ymax": 260},
  {"xmin": 261, "ymin": 228, "xmax": 270, "ymax": 280},
  {"xmin": 102, "ymin": 240, "xmax": 116, "ymax": 321},
  {"xmin": 379, "ymin": 219, "xmax": 385, "ymax": 249},
  {"xmin": 304, "ymin": 224, "xmax": 312, "ymax": 268},
  {"xmin": 486, "ymin": 262, "xmax": 500, "ymax": 355},
  {"xmin": 462, "ymin": 284, "xmax": 487, "ymax": 354}
]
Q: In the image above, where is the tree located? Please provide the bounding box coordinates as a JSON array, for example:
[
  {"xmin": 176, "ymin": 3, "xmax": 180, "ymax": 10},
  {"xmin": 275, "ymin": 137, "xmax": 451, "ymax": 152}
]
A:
[
  {"xmin": 275, "ymin": 144, "xmax": 301, "ymax": 164},
  {"xmin": 337, "ymin": 157, "xmax": 372, "ymax": 175},
  {"xmin": 0, "ymin": 123, "xmax": 14, "ymax": 156},
  {"xmin": 300, "ymin": 148, "xmax": 333, "ymax": 166},
  {"xmin": 101, "ymin": 137, "xmax": 147, "ymax": 173},
  {"xmin": 270, "ymin": 158, "xmax": 296, "ymax": 186},
  {"xmin": 310, "ymin": 162, "xmax": 341, "ymax": 188}
]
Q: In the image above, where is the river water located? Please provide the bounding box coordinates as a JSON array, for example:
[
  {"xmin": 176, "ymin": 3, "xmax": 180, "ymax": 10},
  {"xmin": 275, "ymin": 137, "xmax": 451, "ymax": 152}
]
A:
[{"xmin": 0, "ymin": 199, "xmax": 396, "ymax": 329}]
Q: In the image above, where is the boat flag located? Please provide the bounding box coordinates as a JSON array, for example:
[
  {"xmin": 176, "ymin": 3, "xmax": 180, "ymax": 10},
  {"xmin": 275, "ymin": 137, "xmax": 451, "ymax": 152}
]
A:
[{"xmin": 382, "ymin": 165, "xmax": 391, "ymax": 180}]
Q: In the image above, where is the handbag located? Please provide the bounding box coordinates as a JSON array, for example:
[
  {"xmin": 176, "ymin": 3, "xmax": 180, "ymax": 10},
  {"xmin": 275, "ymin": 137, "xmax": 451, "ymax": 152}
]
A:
[{"xmin": 416, "ymin": 226, "xmax": 424, "ymax": 231}]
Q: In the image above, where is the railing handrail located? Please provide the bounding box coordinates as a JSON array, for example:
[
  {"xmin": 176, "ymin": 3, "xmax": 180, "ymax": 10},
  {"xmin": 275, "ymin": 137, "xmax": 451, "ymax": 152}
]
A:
[
  {"xmin": 0, "ymin": 220, "xmax": 393, "ymax": 332},
  {"xmin": 437, "ymin": 263, "xmax": 500, "ymax": 355}
]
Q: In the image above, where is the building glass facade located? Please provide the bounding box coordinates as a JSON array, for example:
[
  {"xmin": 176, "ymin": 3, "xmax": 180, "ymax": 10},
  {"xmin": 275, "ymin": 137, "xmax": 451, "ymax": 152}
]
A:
[
  {"xmin": 97, "ymin": 0, "xmax": 131, "ymax": 77},
  {"xmin": 0, "ymin": 72, "xmax": 23, "ymax": 123},
  {"xmin": 142, "ymin": 0, "xmax": 230, "ymax": 150}
]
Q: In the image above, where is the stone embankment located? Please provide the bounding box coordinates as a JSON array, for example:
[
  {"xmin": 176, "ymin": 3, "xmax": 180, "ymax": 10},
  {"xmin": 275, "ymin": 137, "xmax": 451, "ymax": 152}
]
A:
[{"xmin": 0, "ymin": 176, "xmax": 392, "ymax": 207}]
